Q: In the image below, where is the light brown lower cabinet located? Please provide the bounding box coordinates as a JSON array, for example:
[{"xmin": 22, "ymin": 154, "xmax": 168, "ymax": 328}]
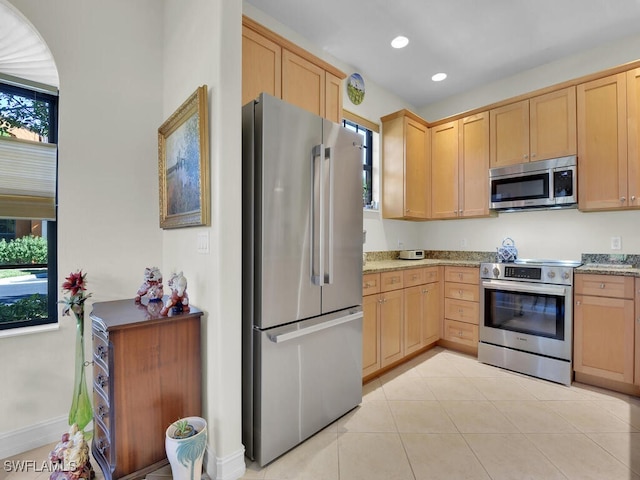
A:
[
  {"xmin": 404, "ymin": 267, "xmax": 440, "ymax": 355},
  {"xmin": 635, "ymin": 278, "xmax": 640, "ymax": 386},
  {"xmin": 362, "ymin": 267, "xmax": 441, "ymax": 379},
  {"xmin": 574, "ymin": 274, "xmax": 635, "ymax": 384},
  {"xmin": 442, "ymin": 266, "xmax": 480, "ymax": 352}
]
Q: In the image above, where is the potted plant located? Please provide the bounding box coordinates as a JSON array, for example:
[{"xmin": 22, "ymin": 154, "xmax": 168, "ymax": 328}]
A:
[{"xmin": 165, "ymin": 416, "xmax": 207, "ymax": 480}]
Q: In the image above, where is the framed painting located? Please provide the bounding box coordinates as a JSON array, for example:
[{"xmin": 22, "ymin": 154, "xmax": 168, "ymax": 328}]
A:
[{"xmin": 158, "ymin": 85, "xmax": 210, "ymax": 229}]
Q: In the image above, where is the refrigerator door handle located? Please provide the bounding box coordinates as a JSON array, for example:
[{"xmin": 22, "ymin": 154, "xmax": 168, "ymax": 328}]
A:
[
  {"xmin": 267, "ymin": 311, "xmax": 363, "ymax": 343},
  {"xmin": 324, "ymin": 146, "xmax": 334, "ymax": 285},
  {"xmin": 311, "ymin": 144, "xmax": 324, "ymax": 286}
]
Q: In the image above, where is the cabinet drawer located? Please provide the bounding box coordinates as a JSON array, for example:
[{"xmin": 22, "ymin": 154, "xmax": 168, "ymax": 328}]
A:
[
  {"xmin": 445, "ymin": 298, "xmax": 479, "ymax": 324},
  {"xmin": 424, "ymin": 266, "xmax": 439, "ymax": 284},
  {"xmin": 443, "ymin": 319, "xmax": 478, "ymax": 348},
  {"xmin": 93, "ymin": 360, "xmax": 111, "ymax": 405},
  {"xmin": 403, "ymin": 268, "xmax": 425, "ymax": 287},
  {"xmin": 363, "ymin": 273, "xmax": 380, "ymax": 295},
  {"xmin": 92, "ymin": 418, "xmax": 113, "ymax": 471},
  {"xmin": 575, "ymin": 274, "xmax": 634, "ymax": 299},
  {"xmin": 380, "ymin": 270, "xmax": 404, "ymax": 292},
  {"xmin": 444, "ymin": 266, "xmax": 479, "ymax": 285},
  {"xmin": 444, "ymin": 282, "xmax": 479, "ymax": 302}
]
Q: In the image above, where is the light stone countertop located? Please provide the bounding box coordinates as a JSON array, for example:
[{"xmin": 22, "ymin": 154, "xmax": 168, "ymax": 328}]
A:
[
  {"xmin": 575, "ymin": 264, "xmax": 640, "ymax": 277},
  {"xmin": 363, "ymin": 258, "xmax": 482, "ymax": 274}
]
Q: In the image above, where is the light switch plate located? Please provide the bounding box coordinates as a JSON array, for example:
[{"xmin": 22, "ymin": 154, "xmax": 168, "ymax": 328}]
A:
[
  {"xmin": 197, "ymin": 232, "xmax": 210, "ymax": 254},
  {"xmin": 611, "ymin": 236, "xmax": 621, "ymax": 250}
]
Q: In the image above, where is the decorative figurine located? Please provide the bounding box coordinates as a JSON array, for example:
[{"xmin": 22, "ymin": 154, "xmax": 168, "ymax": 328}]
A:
[
  {"xmin": 160, "ymin": 271, "xmax": 190, "ymax": 316},
  {"xmin": 135, "ymin": 267, "xmax": 164, "ymax": 303}
]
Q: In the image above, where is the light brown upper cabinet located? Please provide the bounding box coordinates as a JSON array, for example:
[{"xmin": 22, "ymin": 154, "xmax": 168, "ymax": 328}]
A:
[
  {"xmin": 242, "ymin": 16, "xmax": 345, "ymax": 123},
  {"xmin": 577, "ymin": 71, "xmax": 640, "ymax": 211},
  {"xmin": 431, "ymin": 113, "xmax": 490, "ymax": 219},
  {"xmin": 381, "ymin": 110, "xmax": 431, "ymax": 220},
  {"xmin": 490, "ymin": 87, "xmax": 577, "ymax": 168}
]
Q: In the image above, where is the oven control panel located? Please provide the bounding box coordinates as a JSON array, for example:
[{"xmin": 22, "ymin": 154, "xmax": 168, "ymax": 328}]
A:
[{"xmin": 481, "ymin": 262, "xmax": 576, "ymax": 286}]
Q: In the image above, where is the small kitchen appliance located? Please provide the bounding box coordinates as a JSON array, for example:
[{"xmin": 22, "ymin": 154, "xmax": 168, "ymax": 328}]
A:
[
  {"xmin": 399, "ymin": 249, "xmax": 424, "ymax": 260},
  {"xmin": 478, "ymin": 258, "xmax": 581, "ymax": 385}
]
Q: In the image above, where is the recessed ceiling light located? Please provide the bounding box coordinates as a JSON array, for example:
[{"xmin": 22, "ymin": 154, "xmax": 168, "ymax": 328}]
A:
[
  {"xmin": 390, "ymin": 36, "xmax": 409, "ymax": 49},
  {"xmin": 432, "ymin": 72, "xmax": 447, "ymax": 82}
]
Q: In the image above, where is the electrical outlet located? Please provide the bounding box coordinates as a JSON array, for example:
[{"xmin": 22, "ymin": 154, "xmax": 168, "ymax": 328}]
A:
[{"xmin": 610, "ymin": 236, "xmax": 621, "ymax": 250}]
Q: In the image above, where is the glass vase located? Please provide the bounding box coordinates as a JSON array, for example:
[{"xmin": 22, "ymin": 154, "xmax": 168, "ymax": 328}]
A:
[{"xmin": 68, "ymin": 311, "xmax": 93, "ymax": 431}]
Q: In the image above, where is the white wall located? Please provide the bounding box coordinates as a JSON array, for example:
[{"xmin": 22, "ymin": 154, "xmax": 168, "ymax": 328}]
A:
[
  {"xmin": 162, "ymin": 0, "xmax": 245, "ymax": 478},
  {"xmin": 0, "ymin": 0, "xmax": 164, "ymax": 451}
]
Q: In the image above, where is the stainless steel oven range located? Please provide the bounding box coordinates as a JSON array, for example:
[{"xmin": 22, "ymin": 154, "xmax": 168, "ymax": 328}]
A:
[{"xmin": 478, "ymin": 259, "xmax": 581, "ymax": 386}]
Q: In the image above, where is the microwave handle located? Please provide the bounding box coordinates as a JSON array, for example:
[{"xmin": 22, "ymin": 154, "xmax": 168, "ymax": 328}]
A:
[{"xmin": 482, "ymin": 279, "xmax": 567, "ymax": 297}]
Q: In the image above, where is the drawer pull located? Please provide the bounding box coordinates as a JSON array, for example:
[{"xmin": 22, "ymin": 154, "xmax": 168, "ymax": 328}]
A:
[
  {"xmin": 599, "ymin": 283, "xmax": 605, "ymax": 289},
  {"xmin": 96, "ymin": 438, "xmax": 108, "ymax": 455},
  {"xmin": 98, "ymin": 404, "xmax": 109, "ymax": 419},
  {"xmin": 422, "ymin": 289, "xmax": 428, "ymax": 294},
  {"xmin": 412, "ymin": 274, "xmax": 418, "ymax": 280},
  {"xmin": 96, "ymin": 345, "xmax": 108, "ymax": 359},
  {"xmin": 365, "ymin": 282, "xmax": 371, "ymax": 288},
  {"xmin": 96, "ymin": 373, "xmax": 108, "ymax": 388},
  {"xmin": 458, "ymin": 289, "xmax": 463, "ymax": 296}
]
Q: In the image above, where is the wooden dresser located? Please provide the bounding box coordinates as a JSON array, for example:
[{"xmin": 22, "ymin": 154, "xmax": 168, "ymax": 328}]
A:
[{"xmin": 90, "ymin": 299, "xmax": 203, "ymax": 480}]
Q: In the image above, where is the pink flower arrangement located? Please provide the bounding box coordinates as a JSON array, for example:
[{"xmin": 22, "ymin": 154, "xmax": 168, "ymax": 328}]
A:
[{"xmin": 60, "ymin": 271, "xmax": 92, "ymax": 318}]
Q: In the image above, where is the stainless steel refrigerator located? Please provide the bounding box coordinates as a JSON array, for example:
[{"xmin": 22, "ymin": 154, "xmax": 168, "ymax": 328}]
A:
[{"xmin": 242, "ymin": 93, "xmax": 364, "ymax": 466}]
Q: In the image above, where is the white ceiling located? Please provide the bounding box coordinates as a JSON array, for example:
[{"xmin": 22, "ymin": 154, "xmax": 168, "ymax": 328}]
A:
[{"xmin": 246, "ymin": 0, "xmax": 640, "ymax": 108}]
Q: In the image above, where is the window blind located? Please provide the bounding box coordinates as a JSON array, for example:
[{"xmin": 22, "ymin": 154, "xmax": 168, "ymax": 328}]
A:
[{"xmin": 0, "ymin": 136, "xmax": 56, "ymax": 219}]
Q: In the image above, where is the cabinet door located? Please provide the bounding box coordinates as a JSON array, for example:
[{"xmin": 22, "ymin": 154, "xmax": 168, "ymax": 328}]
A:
[
  {"xmin": 431, "ymin": 120, "xmax": 459, "ymax": 219},
  {"xmin": 362, "ymin": 294, "xmax": 381, "ymax": 377},
  {"xmin": 574, "ymin": 294, "xmax": 634, "ymax": 383},
  {"xmin": 404, "ymin": 117, "xmax": 430, "ymax": 218},
  {"xmin": 490, "ymin": 100, "xmax": 529, "ymax": 167},
  {"xmin": 577, "ymin": 73, "xmax": 628, "ymax": 211},
  {"xmin": 422, "ymin": 281, "xmax": 440, "ymax": 346},
  {"xmin": 325, "ymin": 72, "xmax": 343, "ymax": 124},
  {"xmin": 282, "ymin": 49, "xmax": 325, "ymax": 118},
  {"xmin": 459, "ymin": 112, "xmax": 489, "ymax": 217},
  {"xmin": 404, "ymin": 285, "xmax": 423, "ymax": 355},
  {"xmin": 529, "ymin": 87, "xmax": 576, "ymax": 162},
  {"xmin": 636, "ymin": 278, "xmax": 640, "ymax": 386},
  {"xmin": 626, "ymin": 68, "xmax": 640, "ymax": 208},
  {"xmin": 242, "ymin": 26, "xmax": 282, "ymax": 105},
  {"xmin": 380, "ymin": 289, "xmax": 404, "ymax": 367}
]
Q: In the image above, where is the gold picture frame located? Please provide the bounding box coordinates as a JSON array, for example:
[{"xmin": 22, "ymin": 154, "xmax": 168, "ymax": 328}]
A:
[{"xmin": 158, "ymin": 85, "xmax": 210, "ymax": 229}]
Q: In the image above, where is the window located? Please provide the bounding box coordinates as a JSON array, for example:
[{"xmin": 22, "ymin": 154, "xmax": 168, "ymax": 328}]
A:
[
  {"xmin": 0, "ymin": 78, "xmax": 58, "ymax": 330},
  {"xmin": 342, "ymin": 119, "xmax": 373, "ymax": 207}
]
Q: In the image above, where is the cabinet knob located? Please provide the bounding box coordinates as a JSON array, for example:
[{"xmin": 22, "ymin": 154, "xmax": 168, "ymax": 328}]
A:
[
  {"xmin": 422, "ymin": 289, "xmax": 428, "ymax": 294},
  {"xmin": 458, "ymin": 289, "xmax": 463, "ymax": 296},
  {"xmin": 600, "ymin": 283, "xmax": 605, "ymax": 289},
  {"xmin": 524, "ymin": 154, "xmax": 528, "ymax": 159},
  {"xmin": 96, "ymin": 439, "xmax": 108, "ymax": 455},
  {"xmin": 98, "ymin": 403, "xmax": 109, "ymax": 419},
  {"xmin": 576, "ymin": 300, "xmax": 581, "ymax": 306},
  {"xmin": 632, "ymin": 195, "xmax": 637, "ymax": 202},
  {"xmin": 96, "ymin": 345, "xmax": 108, "ymax": 359},
  {"xmin": 621, "ymin": 197, "xmax": 626, "ymax": 203},
  {"xmin": 96, "ymin": 373, "xmax": 108, "ymax": 388},
  {"xmin": 531, "ymin": 153, "xmax": 536, "ymax": 158}
]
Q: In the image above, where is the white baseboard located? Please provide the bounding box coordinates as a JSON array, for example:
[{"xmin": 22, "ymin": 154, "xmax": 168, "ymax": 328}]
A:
[
  {"xmin": 0, "ymin": 415, "xmax": 68, "ymax": 460},
  {"xmin": 205, "ymin": 445, "xmax": 246, "ymax": 480}
]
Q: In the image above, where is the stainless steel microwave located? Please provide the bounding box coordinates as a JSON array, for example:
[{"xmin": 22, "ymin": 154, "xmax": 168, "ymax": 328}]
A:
[{"xmin": 489, "ymin": 155, "xmax": 577, "ymax": 210}]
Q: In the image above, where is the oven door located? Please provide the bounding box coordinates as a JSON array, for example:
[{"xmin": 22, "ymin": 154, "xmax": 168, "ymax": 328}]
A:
[{"xmin": 480, "ymin": 279, "xmax": 572, "ymax": 360}]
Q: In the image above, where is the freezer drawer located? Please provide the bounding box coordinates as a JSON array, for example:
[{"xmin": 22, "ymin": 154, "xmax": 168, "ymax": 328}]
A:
[{"xmin": 250, "ymin": 308, "xmax": 362, "ymax": 466}]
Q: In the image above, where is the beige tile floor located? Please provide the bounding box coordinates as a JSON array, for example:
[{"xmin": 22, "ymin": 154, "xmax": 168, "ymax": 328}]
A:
[
  {"xmin": 3, "ymin": 347, "xmax": 639, "ymax": 480},
  {"xmin": 241, "ymin": 347, "xmax": 640, "ymax": 480}
]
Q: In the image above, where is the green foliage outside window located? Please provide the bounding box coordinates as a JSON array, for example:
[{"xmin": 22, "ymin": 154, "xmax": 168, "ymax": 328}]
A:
[
  {"xmin": 0, "ymin": 294, "xmax": 48, "ymax": 323},
  {"xmin": 0, "ymin": 91, "xmax": 51, "ymax": 140},
  {"xmin": 0, "ymin": 235, "xmax": 48, "ymax": 265}
]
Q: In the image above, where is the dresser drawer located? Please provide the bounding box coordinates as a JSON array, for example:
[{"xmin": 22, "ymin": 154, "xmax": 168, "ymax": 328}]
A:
[
  {"xmin": 363, "ymin": 273, "xmax": 380, "ymax": 295},
  {"xmin": 575, "ymin": 274, "xmax": 634, "ymax": 299},
  {"xmin": 93, "ymin": 359, "xmax": 111, "ymax": 405},
  {"xmin": 380, "ymin": 270, "xmax": 404, "ymax": 292},
  {"xmin": 443, "ymin": 319, "xmax": 478, "ymax": 347},
  {"xmin": 444, "ymin": 282, "xmax": 479, "ymax": 302},
  {"xmin": 92, "ymin": 418, "xmax": 114, "ymax": 472},
  {"xmin": 444, "ymin": 266, "xmax": 479, "ymax": 285},
  {"xmin": 445, "ymin": 298, "xmax": 479, "ymax": 324}
]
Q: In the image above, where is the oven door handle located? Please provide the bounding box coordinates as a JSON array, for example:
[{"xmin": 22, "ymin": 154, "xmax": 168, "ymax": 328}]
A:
[{"xmin": 481, "ymin": 279, "xmax": 568, "ymax": 296}]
